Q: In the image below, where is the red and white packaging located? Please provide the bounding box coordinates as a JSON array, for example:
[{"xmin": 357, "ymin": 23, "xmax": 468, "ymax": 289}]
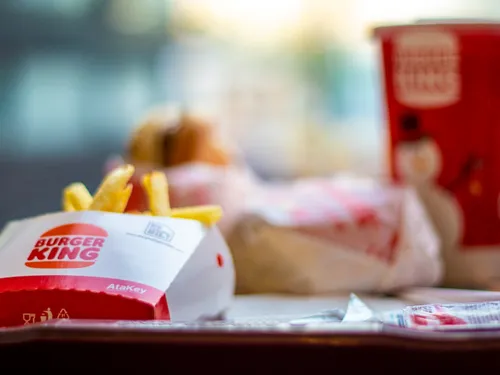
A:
[
  {"xmin": 387, "ymin": 301, "xmax": 500, "ymax": 328},
  {"xmin": 226, "ymin": 175, "xmax": 442, "ymax": 294},
  {"xmin": 0, "ymin": 211, "xmax": 235, "ymax": 327},
  {"xmin": 339, "ymin": 293, "xmax": 500, "ymax": 331},
  {"xmin": 375, "ymin": 21, "xmax": 500, "ymax": 288}
]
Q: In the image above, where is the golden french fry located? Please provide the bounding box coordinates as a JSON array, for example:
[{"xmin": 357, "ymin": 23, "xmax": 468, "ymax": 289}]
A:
[
  {"xmin": 110, "ymin": 184, "xmax": 133, "ymax": 213},
  {"xmin": 89, "ymin": 164, "xmax": 135, "ymax": 211},
  {"xmin": 141, "ymin": 173, "xmax": 155, "ymax": 213},
  {"xmin": 63, "ymin": 199, "xmax": 75, "ymax": 212},
  {"xmin": 141, "ymin": 171, "xmax": 171, "ymax": 216},
  {"xmin": 170, "ymin": 205, "xmax": 223, "ymax": 226},
  {"xmin": 60, "ymin": 164, "xmax": 225, "ymax": 226},
  {"xmin": 63, "ymin": 183, "xmax": 93, "ymax": 211}
]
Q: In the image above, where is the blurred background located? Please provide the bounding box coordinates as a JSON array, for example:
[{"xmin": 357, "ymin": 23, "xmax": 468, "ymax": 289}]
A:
[{"xmin": 0, "ymin": 0, "xmax": 498, "ymax": 226}]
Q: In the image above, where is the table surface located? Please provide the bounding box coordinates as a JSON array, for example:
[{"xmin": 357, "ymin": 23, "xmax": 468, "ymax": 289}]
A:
[{"xmin": 227, "ymin": 293, "xmax": 406, "ymax": 321}]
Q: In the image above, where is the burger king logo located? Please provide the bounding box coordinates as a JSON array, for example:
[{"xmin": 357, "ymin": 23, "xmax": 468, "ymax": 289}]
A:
[{"xmin": 26, "ymin": 223, "xmax": 108, "ymax": 269}]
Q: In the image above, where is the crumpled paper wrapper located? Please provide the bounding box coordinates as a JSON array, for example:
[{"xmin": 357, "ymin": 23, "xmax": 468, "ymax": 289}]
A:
[{"xmin": 226, "ymin": 175, "xmax": 443, "ymax": 294}]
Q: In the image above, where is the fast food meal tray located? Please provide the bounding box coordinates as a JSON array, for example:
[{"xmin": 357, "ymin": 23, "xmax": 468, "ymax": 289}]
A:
[
  {"xmin": 2, "ymin": 294, "xmax": 500, "ymax": 371},
  {"xmin": 1, "ymin": 319, "xmax": 500, "ymax": 371}
]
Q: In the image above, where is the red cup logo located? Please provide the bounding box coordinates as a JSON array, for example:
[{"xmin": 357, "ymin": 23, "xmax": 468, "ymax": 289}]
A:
[
  {"xmin": 25, "ymin": 223, "xmax": 108, "ymax": 269},
  {"xmin": 394, "ymin": 30, "xmax": 460, "ymax": 109}
]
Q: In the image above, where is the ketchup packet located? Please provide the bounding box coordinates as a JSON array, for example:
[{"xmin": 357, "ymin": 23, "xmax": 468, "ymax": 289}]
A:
[
  {"xmin": 382, "ymin": 301, "xmax": 500, "ymax": 329},
  {"xmin": 343, "ymin": 293, "xmax": 500, "ymax": 331}
]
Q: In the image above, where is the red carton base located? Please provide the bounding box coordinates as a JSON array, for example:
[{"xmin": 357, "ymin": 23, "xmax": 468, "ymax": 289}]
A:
[{"xmin": 0, "ymin": 276, "xmax": 169, "ymax": 327}]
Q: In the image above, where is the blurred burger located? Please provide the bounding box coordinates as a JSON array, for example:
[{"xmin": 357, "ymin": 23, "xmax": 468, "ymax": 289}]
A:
[{"xmin": 128, "ymin": 106, "xmax": 230, "ymax": 168}]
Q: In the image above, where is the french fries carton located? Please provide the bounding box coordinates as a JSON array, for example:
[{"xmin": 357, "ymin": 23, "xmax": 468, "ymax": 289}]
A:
[
  {"xmin": 0, "ymin": 212, "xmax": 234, "ymax": 327},
  {"xmin": 0, "ymin": 165, "xmax": 235, "ymax": 327}
]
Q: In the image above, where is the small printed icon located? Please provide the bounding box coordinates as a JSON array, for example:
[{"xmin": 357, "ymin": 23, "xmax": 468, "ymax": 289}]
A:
[
  {"xmin": 144, "ymin": 221, "xmax": 174, "ymax": 243},
  {"xmin": 57, "ymin": 308, "xmax": 70, "ymax": 319},
  {"xmin": 22, "ymin": 313, "xmax": 36, "ymax": 325},
  {"xmin": 40, "ymin": 308, "xmax": 53, "ymax": 322},
  {"xmin": 22, "ymin": 307, "xmax": 70, "ymax": 325}
]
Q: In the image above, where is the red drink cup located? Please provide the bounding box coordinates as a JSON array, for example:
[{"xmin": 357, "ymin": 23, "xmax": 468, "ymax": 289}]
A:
[{"xmin": 374, "ymin": 21, "xmax": 500, "ymax": 288}]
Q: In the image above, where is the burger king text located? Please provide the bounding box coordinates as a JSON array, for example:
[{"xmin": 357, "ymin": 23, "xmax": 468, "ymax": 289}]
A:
[{"xmin": 25, "ymin": 223, "xmax": 108, "ymax": 269}]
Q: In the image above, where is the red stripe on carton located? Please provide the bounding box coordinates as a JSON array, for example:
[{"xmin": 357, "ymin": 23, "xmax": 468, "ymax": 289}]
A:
[{"xmin": 0, "ymin": 275, "xmax": 169, "ymax": 327}]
